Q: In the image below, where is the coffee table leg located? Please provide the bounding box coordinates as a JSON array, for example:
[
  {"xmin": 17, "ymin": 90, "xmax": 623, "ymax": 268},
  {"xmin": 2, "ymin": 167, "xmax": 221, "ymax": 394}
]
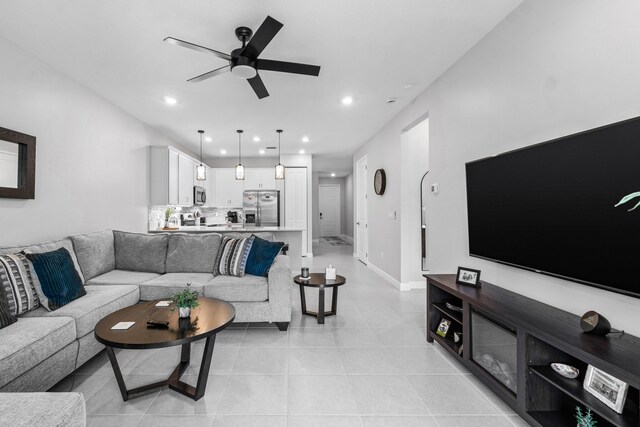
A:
[
  {"xmin": 105, "ymin": 346, "xmax": 129, "ymax": 401},
  {"xmin": 193, "ymin": 335, "xmax": 216, "ymax": 400},
  {"xmin": 318, "ymin": 286, "xmax": 325, "ymax": 324}
]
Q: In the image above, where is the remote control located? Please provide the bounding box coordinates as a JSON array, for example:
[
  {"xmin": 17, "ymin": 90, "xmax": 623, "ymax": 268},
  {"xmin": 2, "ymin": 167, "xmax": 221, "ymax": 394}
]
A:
[{"xmin": 146, "ymin": 320, "xmax": 169, "ymax": 329}]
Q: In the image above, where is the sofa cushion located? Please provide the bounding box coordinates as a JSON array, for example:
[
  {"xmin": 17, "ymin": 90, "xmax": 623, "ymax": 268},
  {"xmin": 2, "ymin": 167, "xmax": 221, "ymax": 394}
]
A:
[
  {"xmin": 25, "ymin": 248, "xmax": 86, "ymax": 311},
  {"xmin": 86, "ymin": 269, "xmax": 161, "ymax": 286},
  {"xmin": 165, "ymin": 233, "xmax": 221, "ymax": 273},
  {"xmin": 0, "ymin": 316, "xmax": 76, "ymax": 389},
  {"xmin": 113, "ymin": 231, "xmax": 168, "ymax": 274},
  {"xmin": 0, "ymin": 253, "xmax": 40, "ymax": 316},
  {"xmin": 139, "ymin": 273, "xmax": 212, "ymax": 301},
  {"xmin": 204, "ymin": 274, "xmax": 268, "ymax": 302},
  {"xmin": 214, "ymin": 236, "xmax": 255, "ymax": 277},
  {"xmin": 22, "ymin": 285, "xmax": 139, "ymax": 338},
  {"xmin": 70, "ymin": 230, "xmax": 115, "ymax": 281},
  {"xmin": 0, "ymin": 392, "xmax": 86, "ymax": 427},
  {"xmin": 245, "ymin": 236, "xmax": 285, "ymax": 277}
]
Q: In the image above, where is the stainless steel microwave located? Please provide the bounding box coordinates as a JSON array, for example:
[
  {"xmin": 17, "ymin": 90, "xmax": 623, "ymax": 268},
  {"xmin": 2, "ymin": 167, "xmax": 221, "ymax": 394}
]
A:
[{"xmin": 193, "ymin": 186, "xmax": 206, "ymax": 205}]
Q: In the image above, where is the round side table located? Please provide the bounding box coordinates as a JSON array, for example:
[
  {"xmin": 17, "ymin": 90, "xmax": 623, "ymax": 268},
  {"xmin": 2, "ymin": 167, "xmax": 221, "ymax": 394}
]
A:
[{"xmin": 293, "ymin": 273, "xmax": 346, "ymax": 324}]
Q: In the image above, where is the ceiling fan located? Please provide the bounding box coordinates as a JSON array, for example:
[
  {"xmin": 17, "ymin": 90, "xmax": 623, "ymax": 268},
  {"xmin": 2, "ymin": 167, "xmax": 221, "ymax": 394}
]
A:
[{"xmin": 164, "ymin": 15, "xmax": 321, "ymax": 99}]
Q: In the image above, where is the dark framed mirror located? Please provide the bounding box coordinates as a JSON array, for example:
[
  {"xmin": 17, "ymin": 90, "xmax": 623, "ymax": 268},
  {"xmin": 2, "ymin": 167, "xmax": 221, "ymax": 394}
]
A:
[{"xmin": 0, "ymin": 126, "xmax": 36, "ymax": 199}]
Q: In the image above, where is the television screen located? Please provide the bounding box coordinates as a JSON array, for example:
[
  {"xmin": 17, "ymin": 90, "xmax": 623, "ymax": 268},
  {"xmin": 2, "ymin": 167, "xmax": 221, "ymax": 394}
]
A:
[{"xmin": 466, "ymin": 117, "xmax": 640, "ymax": 298}]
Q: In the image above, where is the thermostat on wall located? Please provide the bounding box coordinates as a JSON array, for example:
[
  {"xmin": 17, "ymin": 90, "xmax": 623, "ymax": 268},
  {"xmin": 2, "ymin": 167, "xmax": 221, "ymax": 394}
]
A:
[{"xmin": 430, "ymin": 183, "xmax": 439, "ymax": 194}]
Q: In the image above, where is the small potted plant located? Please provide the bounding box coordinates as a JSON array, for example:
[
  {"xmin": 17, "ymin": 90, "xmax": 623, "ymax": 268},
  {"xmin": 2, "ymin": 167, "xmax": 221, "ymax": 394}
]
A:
[
  {"xmin": 164, "ymin": 206, "xmax": 174, "ymax": 229},
  {"xmin": 576, "ymin": 406, "xmax": 597, "ymax": 427},
  {"xmin": 171, "ymin": 283, "xmax": 199, "ymax": 318}
]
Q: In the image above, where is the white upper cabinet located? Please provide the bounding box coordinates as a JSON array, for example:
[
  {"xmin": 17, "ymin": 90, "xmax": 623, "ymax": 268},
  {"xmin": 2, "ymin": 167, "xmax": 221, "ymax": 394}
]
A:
[
  {"xmin": 178, "ymin": 154, "xmax": 194, "ymax": 206},
  {"xmin": 244, "ymin": 168, "xmax": 276, "ymax": 190},
  {"xmin": 214, "ymin": 168, "xmax": 244, "ymax": 207},
  {"xmin": 150, "ymin": 146, "xmax": 182, "ymax": 205}
]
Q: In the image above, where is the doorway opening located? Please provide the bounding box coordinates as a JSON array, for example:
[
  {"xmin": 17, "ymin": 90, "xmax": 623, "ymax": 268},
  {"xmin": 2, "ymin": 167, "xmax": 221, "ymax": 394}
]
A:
[{"xmin": 355, "ymin": 155, "xmax": 368, "ymax": 265}]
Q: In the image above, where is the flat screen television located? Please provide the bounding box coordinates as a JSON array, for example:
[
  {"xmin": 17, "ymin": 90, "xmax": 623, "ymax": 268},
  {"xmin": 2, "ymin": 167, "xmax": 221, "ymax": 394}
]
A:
[{"xmin": 465, "ymin": 116, "xmax": 640, "ymax": 298}]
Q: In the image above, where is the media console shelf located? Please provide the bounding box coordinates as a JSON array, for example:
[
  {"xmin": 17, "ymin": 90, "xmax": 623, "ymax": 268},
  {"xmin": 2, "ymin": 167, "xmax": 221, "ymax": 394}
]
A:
[{"xmin": 425, "ymin": 274, "xmax": 640, "ymax": 427}]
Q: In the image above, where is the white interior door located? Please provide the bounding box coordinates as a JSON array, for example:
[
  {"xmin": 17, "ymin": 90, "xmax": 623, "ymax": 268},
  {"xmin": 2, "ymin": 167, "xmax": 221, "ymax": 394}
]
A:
[
  {"xmin": 319, "ymin": 184, "xmax": 340, "ymax": 237},
  {"xmin": 285, "ymin": 167, "xmax": 308, "ymax": 255},
  {"xmin": 356, "ymin": 155, "xmax": 368, "ymax": 264}
]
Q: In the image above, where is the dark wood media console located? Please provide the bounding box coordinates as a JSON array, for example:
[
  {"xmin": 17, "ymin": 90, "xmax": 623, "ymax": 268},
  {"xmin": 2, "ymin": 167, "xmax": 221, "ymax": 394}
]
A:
[{"xmin": 425, "ymin": 274, "xmax": 640, "ymax": 427}]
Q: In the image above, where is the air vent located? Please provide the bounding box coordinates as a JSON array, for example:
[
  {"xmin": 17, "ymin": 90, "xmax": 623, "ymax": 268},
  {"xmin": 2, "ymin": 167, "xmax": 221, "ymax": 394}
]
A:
[{"xmin": 266, "ymin": 146, "xmax": 277, "ymax": 150}]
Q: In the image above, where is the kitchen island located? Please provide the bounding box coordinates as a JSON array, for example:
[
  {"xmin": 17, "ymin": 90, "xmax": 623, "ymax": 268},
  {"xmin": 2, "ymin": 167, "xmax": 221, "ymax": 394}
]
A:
[{"xmin": 149, "ymin": 226, "xmax": 304, "ymax": 273}]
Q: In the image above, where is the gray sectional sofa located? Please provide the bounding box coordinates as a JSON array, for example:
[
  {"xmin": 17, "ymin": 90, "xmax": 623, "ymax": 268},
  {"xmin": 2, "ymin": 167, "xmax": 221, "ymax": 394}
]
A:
[{"xmin": 0, "ymin": 229, "xmax": 291, "ymax": 395}]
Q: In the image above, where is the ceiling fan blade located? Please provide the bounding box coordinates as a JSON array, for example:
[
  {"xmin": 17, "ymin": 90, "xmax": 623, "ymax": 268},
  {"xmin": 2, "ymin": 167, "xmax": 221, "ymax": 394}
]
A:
[
  {"xmin": 247, "ymin": 74, "xmax": 269, "ymax": 99},
  {"xmin": 241, "ymin": 16, "xmax": 283, "ymax": 59},
  {"xmin": 164, "ymin": 37, "xmax": 231, "ymax": 61},
  {"xmin": 187, "ymin": 65, "xmax": 230, "ymax": 83},
  {"xmin": 257, "ymin": 59, "xmax": 321, "ymax": 76}
]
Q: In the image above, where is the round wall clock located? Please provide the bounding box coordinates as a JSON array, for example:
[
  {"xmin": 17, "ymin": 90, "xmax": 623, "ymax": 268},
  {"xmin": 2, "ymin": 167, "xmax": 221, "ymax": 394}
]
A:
[{"xmin": 374, "ymin": 169, "xmax": 386, "ymax": 195}]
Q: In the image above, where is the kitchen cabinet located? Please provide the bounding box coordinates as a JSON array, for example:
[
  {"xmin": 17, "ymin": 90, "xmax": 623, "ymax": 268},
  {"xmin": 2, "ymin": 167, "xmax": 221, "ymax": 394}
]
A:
[
  {"xmin": 214, "ymin": 168, "xmax": 243, "ymax": 207},
  {"xmin": 150, "ymin": 146, "xmax": 181, "ymax": 205},
  {"xmin": 244, "ymin": 168, "xmax": 276, "ymax": 190},
  {"xmin": 178, "ymin": 154, "xmax": 194, "ymax": 206}
]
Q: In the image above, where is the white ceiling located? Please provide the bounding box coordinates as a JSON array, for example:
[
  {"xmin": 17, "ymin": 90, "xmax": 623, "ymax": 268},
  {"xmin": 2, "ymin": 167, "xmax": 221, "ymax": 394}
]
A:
[{"xmin": 0, "ymin": 0, "xmax": 520, "ymax": 175}]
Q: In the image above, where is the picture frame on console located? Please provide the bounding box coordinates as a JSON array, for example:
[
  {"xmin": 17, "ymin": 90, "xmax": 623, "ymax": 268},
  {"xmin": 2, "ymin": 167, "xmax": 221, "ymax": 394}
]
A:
[
  {"xmin": 583, "ymin": 365, "xmax": 629, "ymax": 414},
  {"xmin": 456, "ymin": 266, "xmax": 481, "ymax": 287}
]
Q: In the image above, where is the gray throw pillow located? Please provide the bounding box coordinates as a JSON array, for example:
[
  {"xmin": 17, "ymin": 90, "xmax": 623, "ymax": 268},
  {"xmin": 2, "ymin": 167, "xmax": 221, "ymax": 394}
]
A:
[
  {"xmin": 166, "ymin": 233, "xmax": 222, "ymax": 273},
  {"xmin": 113, "ymin": 231, "xmax": 168, "ymax": 274},
  {"xmin": 70, "ymin": 230, "xmax": 115, "ymax": 281}
]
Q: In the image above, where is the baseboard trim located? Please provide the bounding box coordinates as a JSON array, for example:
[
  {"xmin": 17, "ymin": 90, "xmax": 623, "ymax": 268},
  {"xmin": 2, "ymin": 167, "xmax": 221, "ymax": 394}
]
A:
[
  {"xmin": 367, "ymin": 261, "xmax": 402, "ymax": 290},
  {"xmin": 401, "ymin": 280, "xmax": 426, "ymax": 290},
  {"xmin": 340, "ymin": 234, "xmax": 354, "ymax": 244},
  {"xmin": 353, "ymin": 253, "xmax": 358, "ymax": 258}
]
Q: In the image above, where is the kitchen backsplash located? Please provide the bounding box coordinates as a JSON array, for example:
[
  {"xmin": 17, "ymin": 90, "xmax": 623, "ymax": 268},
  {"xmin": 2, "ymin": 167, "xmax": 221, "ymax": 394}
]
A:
[{"xmin": 148, "ymin": 205, "xmax": 243, "ymax": 229}]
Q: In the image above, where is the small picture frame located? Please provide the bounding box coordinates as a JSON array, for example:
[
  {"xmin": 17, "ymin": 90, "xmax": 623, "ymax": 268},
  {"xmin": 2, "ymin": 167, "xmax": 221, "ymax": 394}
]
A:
[
  {"xmin": 436, "ymin": 318, "xmax": 451, "ymax": 338},
  {"xmin": 583, "ymin": 365, "xmax": 629, "ymax": 414},
  {"xmin": 456, "ymin": 267, "xmax": 481, "ymax": 287}
]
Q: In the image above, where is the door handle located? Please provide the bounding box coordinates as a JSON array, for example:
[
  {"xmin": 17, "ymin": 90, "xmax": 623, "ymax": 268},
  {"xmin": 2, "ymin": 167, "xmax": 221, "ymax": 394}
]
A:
[{"xmin": 356, "ymin": 222, "xmax": 360, "ymax": 225}]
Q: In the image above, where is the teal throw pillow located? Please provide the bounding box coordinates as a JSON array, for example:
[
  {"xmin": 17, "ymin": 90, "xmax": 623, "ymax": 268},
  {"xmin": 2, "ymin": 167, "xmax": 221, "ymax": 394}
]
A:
[{"xmin": 245, "ymin": 235, "xmax": 284, "ymax": 277}]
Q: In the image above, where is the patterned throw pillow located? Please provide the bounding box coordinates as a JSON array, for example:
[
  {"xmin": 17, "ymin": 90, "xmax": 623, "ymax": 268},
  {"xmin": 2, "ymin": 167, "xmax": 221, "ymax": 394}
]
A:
[
  {"xmin": 24, "ymin": 247, "xmax": 86, "ymax": 311},
  {"xmin": 0, "ymin": 282, "xmax": 17, "ymax": 329},
  {"xmin": 245, "ymin": 235, "xmax": 285, "ymax": 277},
  {"xmin": 0, "ymin": 253, "xmax": 40, "ymax": 316},
  {"xmin": 214, "ymin": 235, "xmax": 255, "ymax": 277}
]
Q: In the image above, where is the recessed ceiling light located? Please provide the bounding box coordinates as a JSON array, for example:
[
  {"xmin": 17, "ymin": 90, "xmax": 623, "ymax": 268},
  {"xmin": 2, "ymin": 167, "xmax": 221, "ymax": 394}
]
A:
[
  {"xmin": 403, "ymin": 84, "xmax": 413, "ymax": 89},
  {"xmin": 299, "ymin": 149, "xmax": 305, "ymax": 154},
  {"xmin": 163, "ymin": 96, "xmax": 177, "ymax": 105},
  {"xmin": 259, "ymin": 149, "xmax": 265, "ymax": 155},
  {"xmin": 331, "ymin": 173, "xmax": 336, "ymax": 177},
  {"xmin": 341, "ymin": 96, "xmax": 353, "ymax": 105},
  {"xmin": 204, "ymin": 136, "xmax": 212, "ymax": 142},
  {"xmin": 302, "ymin": 136, "xmax": 310, "ymax": 143},
  {"xmin": 220, "ymin": 149, "xmax": 227, "ymax": 154},
  {"xmin": 253, "ymin": 136, "xmax": 261, "ymax": 142}
]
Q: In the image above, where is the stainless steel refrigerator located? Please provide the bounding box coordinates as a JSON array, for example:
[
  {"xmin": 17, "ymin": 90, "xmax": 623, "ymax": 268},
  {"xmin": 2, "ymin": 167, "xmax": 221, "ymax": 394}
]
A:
[{"xmin": 243, "ymin": 190, "xmax": 280, "ymax": 226}]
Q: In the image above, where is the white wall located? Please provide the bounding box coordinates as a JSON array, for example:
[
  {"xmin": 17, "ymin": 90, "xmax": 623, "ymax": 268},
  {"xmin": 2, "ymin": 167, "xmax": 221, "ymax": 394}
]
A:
[
  {"xmin": 0, "ymin": 35, "xmax": 179, "ymax": 246},
  {"xmin": 354, "ymin": 0, "xmax": 640, "ymax": 335},
  {"xmin": 344, "ymin": 173, "xmax": 354, "ymax": 238}
]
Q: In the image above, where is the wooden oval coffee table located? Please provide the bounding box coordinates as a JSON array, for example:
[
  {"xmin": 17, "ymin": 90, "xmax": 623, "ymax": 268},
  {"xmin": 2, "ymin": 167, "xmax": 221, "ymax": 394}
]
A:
[
  {"xmin": 294, "ymin": 273, "xmax": 346, "ymax": 324},
  {"xmin": 95, "ymin": 297, "xmax": 235, "ymax": 401}
]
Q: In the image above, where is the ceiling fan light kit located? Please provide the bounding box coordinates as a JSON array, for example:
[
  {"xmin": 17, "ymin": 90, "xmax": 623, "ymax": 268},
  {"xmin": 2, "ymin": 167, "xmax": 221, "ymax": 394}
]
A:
[
  {"xmin": 196, "ymin": 130, "xmax": 206, "ymax": 181},
  {"xmin": 275, "ymin": 129, "xmax": 285, "ymax": 180},
  {"xmin": 235, "ymin": 130, "xmax": 245, "ymax": 180},
  {"xmin": 164, "ymin": 15, "xmax": 321, "ymax": 99}
]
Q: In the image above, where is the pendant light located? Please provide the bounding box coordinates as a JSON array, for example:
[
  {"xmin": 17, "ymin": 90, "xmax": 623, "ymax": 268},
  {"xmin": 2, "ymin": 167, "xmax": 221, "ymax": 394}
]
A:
[
  {"xmin": 275, "ymin": 129, "xmax": 285, "ymax": 180},
  {"xmin": 235, "ymin": 129, "xmax": 245, "ymax": 180},
  {"xmin": 196, "ymin": 130, "xmax": 206, "ymax": 181}
]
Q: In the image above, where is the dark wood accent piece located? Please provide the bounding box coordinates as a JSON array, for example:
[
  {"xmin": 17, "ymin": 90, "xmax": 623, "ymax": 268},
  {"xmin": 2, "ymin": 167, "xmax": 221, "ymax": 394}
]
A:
[
  {"xmin": 95, "ymin": 298, "xmax": 234, "ymax": 401},
  {"xmin": 276, "ymin": 322, "xmax": 289, "ymax": 331},
  {"xmin": 0, "ymin": 126, "xmax": 36, "ymax": 199},
  {"xmin": 426, "ymin": 274, "xmax": 640, "ymax": 427},
  {"xmin": 294, "ymin": 273, "xmax": 346, "ymax": 324}
]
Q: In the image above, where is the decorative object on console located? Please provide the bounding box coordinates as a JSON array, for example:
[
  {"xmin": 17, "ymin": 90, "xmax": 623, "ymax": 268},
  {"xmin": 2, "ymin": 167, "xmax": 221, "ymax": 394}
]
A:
[
  {"xmin": 235, "ymin": 130, "xmax": 245, "ymax": 180},
  {"xmin": 325, "ymin": 264, "xmax": 336, "ymax": 280},
  {"xmin": 0, "ymin": 253, "xmax": 40, "ymax": 315},
  {"xmin": 374, "ymin": 168, "xmax": 386, "ymax": 195},
  {"xmin": 436, "ymin": 318, "xmax": 451, "ymax": 338},
  {"xmin": 214, "ymin": 235, "xmax": 255, "ymax": 277},
  {"xmin": 575, "ymin": 406, "xmax": 598, "ymax": 427},
  {"xmin": 445, "ymin": 301, "xmax": 463, "ymax": 312},
  {"xmin": 24, "ymin": 248, "xmax": 86, "ymax": 311},
  {"xmin": 275, "ymin": 129, "xmax": 285, "ymax": 180},
  {"xmin": 244, "ymin": 235, "xmax": 284, "ymax": 277},
  {"xmin": 171, "ymin": 283, "xmax": 200, "ymax": 318},
  {"xmin": 163, "ymin": 15, "xmax": 321, "ymax": 99},
  {"xmin": 583, "ymin": 365, "xmax": 629, "ymax": 414},
  {"xmin": 453, "ymin": 331, "xmax": 462, "ymax": 343},
  {"xmin": 550, "ymin": 362, "xmax": 580, "ymax": 379},
  {"xmin": 196, "ymin": 130, "xmax": 206, "ymax": 181},
  {"xmin": 614, "ymin": 191, "xmax": 640, "ymax": 212},
  {"xmin": 456, "ymin": 266, "xmax": 481, "ymax": 287},
  {"xmin": 580, "ymin": 310, "xmax": 623, "ymax": 336}
]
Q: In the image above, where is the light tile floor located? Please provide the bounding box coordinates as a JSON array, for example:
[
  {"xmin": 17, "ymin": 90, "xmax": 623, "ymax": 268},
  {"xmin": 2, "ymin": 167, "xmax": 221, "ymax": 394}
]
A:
[{"xmin": 51, "ymin": 239, "xmax": 531, "ymax": 426}]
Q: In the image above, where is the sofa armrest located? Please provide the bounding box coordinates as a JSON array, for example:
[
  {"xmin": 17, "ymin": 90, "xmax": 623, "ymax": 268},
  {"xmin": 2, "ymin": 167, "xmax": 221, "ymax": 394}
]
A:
[{"xmin": 267, "ymin": 254, "xmax": 291, "ymax": 322}]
